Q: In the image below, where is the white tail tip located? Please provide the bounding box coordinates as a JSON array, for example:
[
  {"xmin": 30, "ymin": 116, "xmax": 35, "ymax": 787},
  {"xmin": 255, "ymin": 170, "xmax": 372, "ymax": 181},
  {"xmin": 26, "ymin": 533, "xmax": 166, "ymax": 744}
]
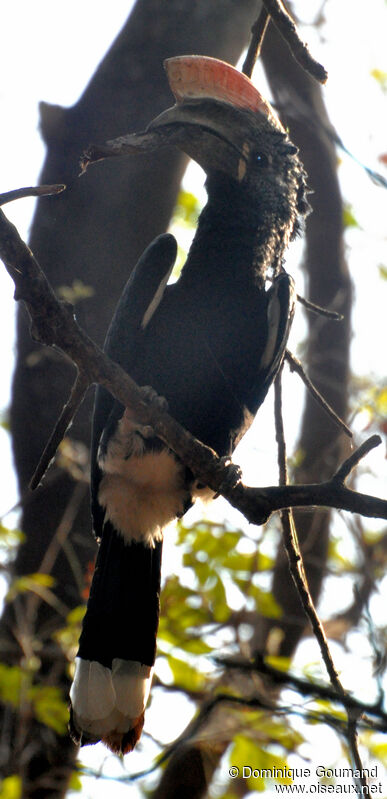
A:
[{"xmin": 70, "ymin": 657, "xmax": 153, "ymax": 753}]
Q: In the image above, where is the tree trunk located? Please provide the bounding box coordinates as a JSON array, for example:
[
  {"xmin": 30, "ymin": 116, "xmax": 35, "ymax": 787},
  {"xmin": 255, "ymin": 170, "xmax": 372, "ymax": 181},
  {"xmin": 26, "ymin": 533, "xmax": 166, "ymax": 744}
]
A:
[
  {"xmin": 2, "ymin": 6, "xmax": 352, "ymax": 797},
  {"xmin": 151, "ymin": 21, "xmax": 352, "ymax": 799},
  {"xmin": 255, "ymin": 22, "xmax": 352, "ymax": 655},
  {"xmin": 2, "ymin": 2, "xmax": 258, "ymax": 795}
]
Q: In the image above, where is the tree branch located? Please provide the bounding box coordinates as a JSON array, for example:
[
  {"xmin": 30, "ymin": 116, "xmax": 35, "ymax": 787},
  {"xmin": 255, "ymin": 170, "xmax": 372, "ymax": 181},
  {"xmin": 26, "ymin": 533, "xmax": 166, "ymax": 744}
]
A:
[
  {"xmin": 0, "ymin": 206, "xmax": 386, "ymax": 531},
  {"xmin": 78, "ymin": 679, "xmax": 387, "ymax": 786},
  {"xmin": 261, "ymin": 0, "xmax": 327, "ymax": 83},
  {"xmin": 296, "ymin": 292, "xmax": 344, "ymax": 321},
  {"xmin": 285, "ymin": 350, "xmax": 352, "ymax": 438},
  {"xmin": 213, "ymin": 655, "xmax": 387, "ymax": 729},
  {"xmin": 0, "ymin": 184, "xmax": 65, "ymax": 206},
  {"xmin": 242, "ymin": 8, "xmax": 271, "ymax": 78},
  {"xmin": 274, "ymin": 373, "xmax": 367, "ymax": 790},
  {"xmin": 29, "ymin": 373, "xmax": 90, "ymax": 490},
  {"xmin": 241, "ymin": 0, "xmax": 327, "ymax": 84},
  {"xmin": 274, "ymin": 372, "xmax": 344, "ymax": 690}
]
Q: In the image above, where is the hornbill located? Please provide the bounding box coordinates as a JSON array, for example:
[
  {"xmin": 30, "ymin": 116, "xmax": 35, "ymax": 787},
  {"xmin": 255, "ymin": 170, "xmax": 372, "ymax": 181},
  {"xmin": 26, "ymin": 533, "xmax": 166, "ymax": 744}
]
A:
[{"xmin": 69, "ymin": 56, "xmax": 308, "ymax": 754}]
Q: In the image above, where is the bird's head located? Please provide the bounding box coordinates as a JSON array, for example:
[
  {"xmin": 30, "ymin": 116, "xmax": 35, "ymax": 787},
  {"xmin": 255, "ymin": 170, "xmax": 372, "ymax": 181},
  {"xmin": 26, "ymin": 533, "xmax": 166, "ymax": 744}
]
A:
[
  {"xmin": 83, "ymin": 56, "xmax": 309, "ymax": 241},
  {"xmin": 147, "ymin": 56, "xmax": 309, "ymax": 237}
]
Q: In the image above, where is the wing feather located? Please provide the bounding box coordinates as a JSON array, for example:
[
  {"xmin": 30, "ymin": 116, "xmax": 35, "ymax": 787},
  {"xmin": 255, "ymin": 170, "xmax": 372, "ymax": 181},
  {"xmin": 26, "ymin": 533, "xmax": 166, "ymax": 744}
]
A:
[{"xmin": 90, "ymin": 233, "xmax": 177, "ymax": 537}]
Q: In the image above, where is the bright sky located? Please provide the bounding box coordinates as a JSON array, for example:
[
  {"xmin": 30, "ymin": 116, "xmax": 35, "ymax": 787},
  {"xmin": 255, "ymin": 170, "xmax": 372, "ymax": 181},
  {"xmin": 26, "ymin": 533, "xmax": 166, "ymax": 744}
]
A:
[{"xmin": 1, "ymin": 2, "xmax": 387, "ymax": 796}]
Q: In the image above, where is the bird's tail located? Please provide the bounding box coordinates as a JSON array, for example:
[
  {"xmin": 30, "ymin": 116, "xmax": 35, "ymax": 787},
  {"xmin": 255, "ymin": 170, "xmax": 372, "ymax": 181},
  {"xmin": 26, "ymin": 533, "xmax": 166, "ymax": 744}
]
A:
[{"xmin": 69, "ymin": 521, "xmax": 162, "ymax": 753}]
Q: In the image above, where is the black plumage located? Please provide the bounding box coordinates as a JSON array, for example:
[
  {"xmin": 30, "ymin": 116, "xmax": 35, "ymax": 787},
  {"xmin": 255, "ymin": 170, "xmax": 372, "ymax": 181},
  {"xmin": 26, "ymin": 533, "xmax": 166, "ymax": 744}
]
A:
[{"xmin": 69, "ymin": 56, "xmax": 308, "ymax": 754}]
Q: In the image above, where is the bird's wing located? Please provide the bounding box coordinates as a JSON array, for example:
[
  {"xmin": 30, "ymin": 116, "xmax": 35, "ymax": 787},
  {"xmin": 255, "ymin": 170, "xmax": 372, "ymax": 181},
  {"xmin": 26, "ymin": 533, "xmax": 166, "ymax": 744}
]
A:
[
  {"xmin": 251, "ymin": 272, "xmax": 295, "ymax": 411},
  {"xmin": 104, "ymin": 233, "xmax": 178, "ymax": 363},
  {"xmin": 90, "ymin": 233, "xmax": 177, "ymax": 537}
]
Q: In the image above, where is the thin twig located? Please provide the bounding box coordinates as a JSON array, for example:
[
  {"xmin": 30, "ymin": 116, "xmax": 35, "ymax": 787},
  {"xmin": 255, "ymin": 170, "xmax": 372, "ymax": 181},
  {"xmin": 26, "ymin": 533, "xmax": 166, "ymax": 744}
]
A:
[
  {"xmin": 214, "ymin": 655, "xmax": 387, "ymax": 726},
  {"xmin": 29, "ymin": 373, "xmax": 90, "ymax": 490},
  {"xmin": 77, "ymin": 685, "xmax": 387, "ymax": 785},
  {"xmin": 275, "ymin": 365, "xmax": 288, "ymax": 484},
  {"xmin": 232, "ymin": 446, "xmax": 387, "ymax": 524},
  {"xmin": 242, "ymin": 8, "xmax": 271, "ymax": 78},
  {"xmin": 261, "ymin": 0, "xmax": 328, "ymax": 83},
  {"xmin": 285, "ymin": 350, "xmax": 352, "ymax": 438},
  {"xmin": 24, "ymin": 480, "xmax": 89, "ymax": 629},
  {"xmin": 0, "ymin": 185, "xmax": 65, "ymax": 206},
  {"xmin": 0, "ymin": 208, "xmax": 386, "ymax": 528},
  {"xmin": 274, "ymin": 371, "xmax": 368, "ymax": 792},
  {"xmin": 333, "ymin": 434, "xmax": 381, "ymax": 484},
  {"xmin": 274, "ymin": 371, "xmax": 344, "ymax": 692},
  {"xmin": 363, "ymin": 602, "xmax": 386, "ymax": 704},
  {"xmin": 296, "ymin": 292, "xmax": 343, "ymax": 320}
]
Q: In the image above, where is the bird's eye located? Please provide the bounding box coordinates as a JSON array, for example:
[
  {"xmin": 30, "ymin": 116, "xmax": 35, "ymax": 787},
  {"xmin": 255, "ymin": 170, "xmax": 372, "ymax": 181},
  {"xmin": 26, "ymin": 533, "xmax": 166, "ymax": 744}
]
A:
[{"xmin": 255, "ymin": 153, "xmax": 269, "ymax": 167}]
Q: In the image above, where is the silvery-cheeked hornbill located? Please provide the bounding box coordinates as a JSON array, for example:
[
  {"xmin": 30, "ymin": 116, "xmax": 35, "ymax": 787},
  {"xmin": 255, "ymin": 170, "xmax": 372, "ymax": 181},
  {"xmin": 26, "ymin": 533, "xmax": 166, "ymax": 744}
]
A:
[{"xmin": 69, "ymin": 56, "xmax": 308, "ymax": 754}]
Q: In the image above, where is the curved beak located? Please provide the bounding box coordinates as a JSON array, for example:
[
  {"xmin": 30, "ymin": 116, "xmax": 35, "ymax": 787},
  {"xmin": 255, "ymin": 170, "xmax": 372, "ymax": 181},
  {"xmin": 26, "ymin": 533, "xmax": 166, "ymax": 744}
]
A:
[
  {"xmin": 148, "ymin": 96, "xmax": 272, "ymax": 181},
  {"xmin": 81, "ymin": 56, "xmax": 282, "ymax": 181}
]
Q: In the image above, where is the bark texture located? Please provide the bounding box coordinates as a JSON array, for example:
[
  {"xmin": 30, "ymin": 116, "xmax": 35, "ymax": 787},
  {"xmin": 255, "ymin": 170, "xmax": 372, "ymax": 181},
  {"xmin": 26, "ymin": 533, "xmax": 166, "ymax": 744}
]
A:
[
  {"xmin": 256, "ymin": 22, "xmax": 351, "ymax": 655},
  {"xmin": 2, "ymin": 2, "xmax": 258, "ymax": 796},
  {"xmin": 1, "ymin": 4, "xmax": 351, "ymax": 798},
  {"xmin": 152, "ymin": 21, "xmax": 351, "ymax": 799}
]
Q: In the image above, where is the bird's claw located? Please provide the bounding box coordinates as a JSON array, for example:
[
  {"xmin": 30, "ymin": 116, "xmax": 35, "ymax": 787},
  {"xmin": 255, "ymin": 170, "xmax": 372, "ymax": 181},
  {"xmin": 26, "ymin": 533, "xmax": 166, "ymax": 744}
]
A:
[
  {"xmin": 216, "ymin": 457, "xmax": 242, "ymax": 494},
  {"xmin": 140, "ymin": 385, "xmax": 169, "ymax": 413},
  {"xmin": 122, "ymin": 386, "xmax": 168, "ymax": 441}
]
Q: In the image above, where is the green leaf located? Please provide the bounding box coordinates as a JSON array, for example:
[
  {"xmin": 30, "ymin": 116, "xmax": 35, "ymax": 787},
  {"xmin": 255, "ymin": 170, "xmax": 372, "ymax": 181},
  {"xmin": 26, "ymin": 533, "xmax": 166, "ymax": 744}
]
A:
[
  {"xmin": 247, "ymin": 584, "xmax": 282, "ymax": 618},
  {"xmin": 173, "ymin": 190, "xmax": 201, "ymax": 226},
  {"xmin": 0, "ymin": 410, "xmax": 10, "ymax": 432},
  {"xmin": 29, "ymin": 685, "xmax": 69, "ymax": 735},
  {"xmin": 370, "ymin": 68, "xmax": 387, "ymax": 91},
  {"xmin": 221, "ymin": 551, "xmax": 255, "ymax": 572},
  {"xmin": 189, "ymin": 558, "xmax": 212, "ymax": 585},
  {"xmin": 69, "ymin": 605, "xmax": 87, "ymax": 623},
  {"xmin": 0, "ymin": 776, "xmax": 22, "ymax": 799},
  {"xmin": 374, "ymin": 386, "xmax": 387, "ymax": 415},
  {"xmin": 313, "ymin": 699, "xmax": 347, "ymax": 722},
  {"xmin": 165, "ymin": 654, "xmax": 207, "ymax": 692},
  {"xmin": 257, "ymin": 715, "xmax": 304, "ymax": 752},
  {"xmin": 57, "ymin": 279, "xmax": 94, "ymax": 304},
  {"xmin": 378, "ymin": 264, "xmax": 387, "ymax": 280},
  {"xmin": 342, "ymin": 204, "xmax": 360, "ymax": 229},
  {"xmin": 158, "ymin": 618, "xmax": 213, "ymax": 655},
  {"xmin": 210, "ymin": 575, "xmax": 230, "ymax": 623},
  {"xmin": 365, "ymin": 739, "xmax": 387, "ymax": 765},
  {"xmin": 54, "ymin": 605, "xmax": 86, "ymax": 657},
  {"xmin": 159, "ymin": 574, "xmax": 214, "ymax": 652},
  {"xmin": 230, "ymin": 734, "xmax": 264, "ymax": 791},
  {"xmin": 0, "ymin": 524, "xmax": 25, "ymax": 550},
  {"xmin": 68, "ymin": 771, "xmax": 83, "ymax": 792},
  {"xmin": 327, "ymin": 537, "xmax": 356, "ymax": 573},
  {"xmin": 6, "ymin": 572, "xmax": 55, "ymax": 601},
  {"xmin": 231, "ymin": 735, "xmax": 293, "ymax": 791},
  {"xmin": 180, "ymin": 638, "xmax": 213, "ymax": 655},
  {"xmin": 265, "ymin": 655, "xmax": 292, "ymax": 673},
  {"xmin": 0, "ymin": 663, "xmax": 68, "ymax": 734},
  {"xmin": 0, "ymin": 663, "xmax": 24, "ymax": 706},
  {"xmin": 223, "ymin": 550, "xmax": 273, "ymax": 573}
]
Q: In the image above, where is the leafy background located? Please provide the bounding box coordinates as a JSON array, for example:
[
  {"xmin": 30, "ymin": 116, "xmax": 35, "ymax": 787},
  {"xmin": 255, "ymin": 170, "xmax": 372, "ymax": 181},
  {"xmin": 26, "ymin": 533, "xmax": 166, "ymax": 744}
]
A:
[{"xmin": 0, "ymin": 0, "xmax": 387, "ymax": 797}]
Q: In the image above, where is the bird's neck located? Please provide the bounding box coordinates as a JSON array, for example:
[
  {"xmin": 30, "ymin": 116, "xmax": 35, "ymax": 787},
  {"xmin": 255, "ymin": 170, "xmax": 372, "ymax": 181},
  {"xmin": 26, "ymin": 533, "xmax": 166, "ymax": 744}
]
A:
[{"xmin": 181, "ymin": 172, "xmax": 286, "ymax": 290}]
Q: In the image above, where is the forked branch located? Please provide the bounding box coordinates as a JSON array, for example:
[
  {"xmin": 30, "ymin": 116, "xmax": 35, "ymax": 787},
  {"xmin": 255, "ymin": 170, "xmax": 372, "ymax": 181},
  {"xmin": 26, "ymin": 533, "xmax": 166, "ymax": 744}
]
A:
[
  {"xmin": 274, "ymin": 371, "xmax": 368, "ymax": 789},
  {"xmin": 242, "ymin": 0, "xmax": 327, "ymax": 83},
  {"xmin": 0, "ymin": 206, "xmax": 386, "ymax": 528}
]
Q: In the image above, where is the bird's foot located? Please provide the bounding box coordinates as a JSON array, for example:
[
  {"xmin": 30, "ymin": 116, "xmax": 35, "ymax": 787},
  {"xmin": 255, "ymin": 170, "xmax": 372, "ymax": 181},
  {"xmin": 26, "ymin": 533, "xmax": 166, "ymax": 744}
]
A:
[
  {"xmin": 140, "ymin": 385, "xmax": 169, "ymax": 413},
  {"xmin": 123, "ymin": 386, "xmax": 168, "ymax": 440},
  {"xmin": 215, "ymin": 457, "xmax": 242, "ymax": 495},
  {"xmin": 122, "ymin": 408, "xmax": 154, "ymax": 439}
]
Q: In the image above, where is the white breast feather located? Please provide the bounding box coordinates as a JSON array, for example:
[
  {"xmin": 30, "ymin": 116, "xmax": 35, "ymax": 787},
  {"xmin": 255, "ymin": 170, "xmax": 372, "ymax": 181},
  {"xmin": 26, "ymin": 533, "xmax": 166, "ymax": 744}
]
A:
[{"xmin": 98, "ymin": 413, "xmax": 188, "ymax": 547}]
